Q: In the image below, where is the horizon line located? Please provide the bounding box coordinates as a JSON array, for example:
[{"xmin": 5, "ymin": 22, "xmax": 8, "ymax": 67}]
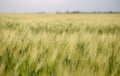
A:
[{"xmin": 0, "ymin": 11, "xmax": 120, "ymax": 14}]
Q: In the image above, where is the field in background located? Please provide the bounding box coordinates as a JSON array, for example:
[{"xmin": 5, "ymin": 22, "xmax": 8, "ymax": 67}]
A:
[{"xmin": 0, "ymin": 14, "xmax": 120, "ymax": 76}]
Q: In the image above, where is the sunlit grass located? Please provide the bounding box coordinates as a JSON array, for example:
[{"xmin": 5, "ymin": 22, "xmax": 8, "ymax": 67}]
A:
[{"xmin": 0, "ymin": 14, "xmax": 120, "ymax": 76}]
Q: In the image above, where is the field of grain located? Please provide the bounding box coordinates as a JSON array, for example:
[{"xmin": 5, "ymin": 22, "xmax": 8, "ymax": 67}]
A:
[{"xmin": 0, "ymin": 14, "xmax": 120, "ymax": 76}]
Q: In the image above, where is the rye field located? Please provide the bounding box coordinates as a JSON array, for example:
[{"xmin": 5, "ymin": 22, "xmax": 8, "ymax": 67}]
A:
[{"xmin": 0, "ymin": 14, "xmax": 120, "ymax": 76}]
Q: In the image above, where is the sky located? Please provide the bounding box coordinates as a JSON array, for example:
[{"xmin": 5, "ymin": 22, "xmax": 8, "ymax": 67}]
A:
[{"xmin": 0, "ymin": 0, "xmax": 120, "ymax": 13}]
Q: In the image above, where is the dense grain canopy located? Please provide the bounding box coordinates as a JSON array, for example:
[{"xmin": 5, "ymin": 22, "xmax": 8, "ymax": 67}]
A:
[{"xmin": 0, "ymin": 14, "xmax": 120, "ymax": 76}]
